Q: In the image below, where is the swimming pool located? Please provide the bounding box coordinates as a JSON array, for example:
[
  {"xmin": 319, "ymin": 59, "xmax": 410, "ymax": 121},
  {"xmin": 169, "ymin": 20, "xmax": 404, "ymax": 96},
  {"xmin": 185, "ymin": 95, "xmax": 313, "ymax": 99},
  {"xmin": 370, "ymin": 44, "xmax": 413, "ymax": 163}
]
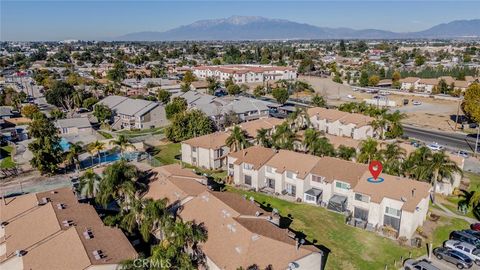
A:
[
  {"xmin": 79, "ymin": 151, "xmax": 140, "ymax": 169},
  {"xmin": 59, "ymin": 138, "xmax": 70, "ymax": 152}
]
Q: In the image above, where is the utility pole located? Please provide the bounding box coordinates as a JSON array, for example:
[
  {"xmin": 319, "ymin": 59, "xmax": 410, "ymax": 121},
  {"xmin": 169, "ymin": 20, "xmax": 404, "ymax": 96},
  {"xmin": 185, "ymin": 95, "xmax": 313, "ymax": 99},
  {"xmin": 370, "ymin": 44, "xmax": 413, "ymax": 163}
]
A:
[
  {"xmin": 475, "ymin": 125, "xmax": 480, "ymax": 156},
  {"xmin": 454, "ymin": 96, "xmax": 463, "ymax": 130}
]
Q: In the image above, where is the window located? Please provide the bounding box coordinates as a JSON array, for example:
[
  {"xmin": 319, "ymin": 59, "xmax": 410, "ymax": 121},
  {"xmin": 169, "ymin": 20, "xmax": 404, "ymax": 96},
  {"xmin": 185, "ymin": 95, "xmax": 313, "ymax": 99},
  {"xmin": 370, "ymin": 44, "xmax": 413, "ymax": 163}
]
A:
[
  {"xmin": 385, "ymin": 207, "xmax": 401, "ymax": 218},
  {"xmin": 266, "ymin": 178, "xmax": 275, "ymax": 189},
  {"xmin": 354, "ymin": 207, "xmax": 369, "ymax": 221},
  {"xmin": 266, "ymin": 166, "xmax": 274, "ymax": 173},
  {"xmin": 286, "ymin": 184, "xmax": 296, "ymax": 196},
  {"xmin": 192, "ymin": 147, "xmax": 197, "ymax": 153},
  {"xmin": 305, "ymin": 194, "xmax": 316, "ymax": 202},
  {"xmin": 243, "ymin": 163, "xmax": 253, "ymax": 170},
  {"xmin": 286, "ymin": 171, "xmax": 294, "ymax": 179},
  {"xmin": 244, "ymin": 175, "xmax": 252, "ymax": 186},
  {"xmin": 355, "ymin": 193, "xmax": 370, "ymax": 203},
  {"xmin": 312, "ymin": 175, "xmax": 325, "ymax": 183},
  {"xmin": 228, "ymin": 163, "xmax": 234, "ymax": 169},
  {"xmin": 192, "ymin": 157, "xmax": 197, "ymax": 164},
  {"xmin": 335, "ymin": 181, "xmax": 350, "ymax": 190}
]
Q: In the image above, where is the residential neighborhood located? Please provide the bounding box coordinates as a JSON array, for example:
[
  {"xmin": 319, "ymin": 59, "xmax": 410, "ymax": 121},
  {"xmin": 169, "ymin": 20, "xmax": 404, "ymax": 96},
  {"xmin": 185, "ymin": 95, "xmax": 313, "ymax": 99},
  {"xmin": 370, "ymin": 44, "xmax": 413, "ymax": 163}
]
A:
[{"xmin": 1, "ymin": 2, "xmax": 480, "ymax": 270}]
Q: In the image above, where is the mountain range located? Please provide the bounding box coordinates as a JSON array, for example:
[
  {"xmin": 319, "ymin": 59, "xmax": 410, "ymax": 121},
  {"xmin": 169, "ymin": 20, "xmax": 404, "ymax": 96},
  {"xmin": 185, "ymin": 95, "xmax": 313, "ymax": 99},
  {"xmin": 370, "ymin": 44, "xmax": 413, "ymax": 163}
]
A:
[{"xmin": 116, "ymin": 16, "xmax": 480, "ymax": 41}]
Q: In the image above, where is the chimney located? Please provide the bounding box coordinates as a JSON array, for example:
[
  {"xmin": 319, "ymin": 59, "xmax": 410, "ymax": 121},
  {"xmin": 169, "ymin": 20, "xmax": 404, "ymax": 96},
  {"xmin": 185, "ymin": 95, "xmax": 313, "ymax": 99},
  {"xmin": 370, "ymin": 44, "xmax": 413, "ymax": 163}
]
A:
[{"xmin": 412, "ymin": 188, "xmax": 416, "ymax": 197}]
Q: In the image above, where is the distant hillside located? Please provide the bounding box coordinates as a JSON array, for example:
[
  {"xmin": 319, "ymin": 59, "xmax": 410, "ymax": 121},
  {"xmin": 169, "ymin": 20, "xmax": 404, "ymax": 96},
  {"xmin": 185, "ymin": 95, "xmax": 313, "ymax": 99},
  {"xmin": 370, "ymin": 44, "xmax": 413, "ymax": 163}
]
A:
[{"xmin": 115, "ymin": 16, "xmax": 480, "ymax": 41}]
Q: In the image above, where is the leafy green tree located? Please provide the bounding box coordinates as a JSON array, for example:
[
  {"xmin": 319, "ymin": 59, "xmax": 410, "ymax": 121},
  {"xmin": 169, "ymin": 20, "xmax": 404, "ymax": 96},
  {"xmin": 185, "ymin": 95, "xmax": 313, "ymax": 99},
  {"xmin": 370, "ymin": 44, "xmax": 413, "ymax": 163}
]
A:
[
  {"xmin": 336, "ymin": 145, "xmax": 357, "ymax": 161},
  {"xmin": 165, "ymin": 110, "xmax": 215, "ymax": 142},
  {"xmin": 182, "ymin": 70, "xmax": 196, "ymax": 85},
  {"xmin": 272, "ymin": 87, "xmax": 289, "ymax": 104},
  {"xmin": 165, "ymin": 97, "xmax": 187, "ymax": 119},
  {"xmin": 157, "ymin": 89, "xmax": 172, "ymax": 104},
  {"xmin": 206, "ymin": 77, "xmax": 220, "ymax": 95},
  {"xmin": 414, "ymin": 55, "xmax": 426, "ymax": 66},
  {"xmin": 368, "ymin": 75, "xmax": 380, "ymax": 87},
  {"xmin": 27, "ymin": 115, "xmax": 63, "ymax": 174},
  {"xmin": 45, "ymin": 80, "xmax": 74, "ymax": 107},
  {"xmin": 462, "ymin": 83, "xmax": 480, "ymax": 123},
  {"xmin": 311, "ymin": 94, "xmax": 326, "ymax": 107},
  {"xmin": 438, "ymin": 79, "xmax": 450, "ymax": 94},
  {"xmin": 227, "ymin": 84, "xmax": 241, "ymax": 96},
  {"xmin": 93, "ymin": 104, "xmax": 112, "ymax": 124},
  {"xmin": 65, "ymin": 142, "xmax": 83, "ymax": 171},
  {"xmin": 49, "ymin": 108, "xmax": 66, "ymax": 120},
  {"xmin": 253, "ymin": 85, "xmax": 265, "ymax": 97},
  {"xmin": 107, "ymin": 61, "xmax": 127, "ymax": 82},
  {"xmin": 82, "ymin": 97, "xmax": 98, "ymax": 110},
  {"xmin": 359, "ymin": 71, "xmax": 369, "ymax": 87},
  {"xmin": 21, "ymin": 104, "xmax": 40, "ymax": 119}
]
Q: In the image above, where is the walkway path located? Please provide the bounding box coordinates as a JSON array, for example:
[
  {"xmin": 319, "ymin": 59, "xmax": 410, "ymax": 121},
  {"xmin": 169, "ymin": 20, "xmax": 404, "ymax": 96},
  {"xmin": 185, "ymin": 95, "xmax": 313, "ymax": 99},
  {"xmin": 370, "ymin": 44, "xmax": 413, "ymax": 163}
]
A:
[{"xmin": 435, "ymin": 202, "xmax": 477, "ymax": 224}]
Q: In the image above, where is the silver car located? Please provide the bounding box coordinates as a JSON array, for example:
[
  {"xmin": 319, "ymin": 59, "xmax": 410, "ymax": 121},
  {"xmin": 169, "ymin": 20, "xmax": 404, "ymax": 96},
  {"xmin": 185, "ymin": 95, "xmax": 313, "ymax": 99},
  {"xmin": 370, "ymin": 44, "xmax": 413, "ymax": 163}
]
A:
[
  {"xmin": 403, "ymin": 258, "xmax": 440, "ymax": 270},
  {"xmin": 444, "ymin": 240, "xmax": 480, "ymax": 266}
]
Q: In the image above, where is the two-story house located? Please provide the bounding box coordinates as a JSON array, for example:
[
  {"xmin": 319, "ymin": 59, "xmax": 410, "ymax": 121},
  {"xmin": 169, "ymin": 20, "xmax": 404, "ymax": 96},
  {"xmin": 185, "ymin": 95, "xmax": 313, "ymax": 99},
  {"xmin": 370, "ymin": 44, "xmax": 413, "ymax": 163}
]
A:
[{"xmin": 181, "ymin": 131, "xmax": 231, "ymax": 170}]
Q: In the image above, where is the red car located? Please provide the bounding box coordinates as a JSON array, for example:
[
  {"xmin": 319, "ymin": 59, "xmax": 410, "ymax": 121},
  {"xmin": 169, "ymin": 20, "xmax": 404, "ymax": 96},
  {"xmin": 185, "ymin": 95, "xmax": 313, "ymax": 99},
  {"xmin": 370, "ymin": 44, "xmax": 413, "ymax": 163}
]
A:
[{"xmin": 471, "ymin": 223, "xmax": 480, "ymax": 231}]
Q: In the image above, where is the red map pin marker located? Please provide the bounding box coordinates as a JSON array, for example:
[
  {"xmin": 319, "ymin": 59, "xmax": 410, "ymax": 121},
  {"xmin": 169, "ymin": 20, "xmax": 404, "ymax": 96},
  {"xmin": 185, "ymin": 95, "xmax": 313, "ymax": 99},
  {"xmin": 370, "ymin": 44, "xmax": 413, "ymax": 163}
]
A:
[{"xmin": 369, "ymin": 160, "xmax": 383, "ymax": 180}]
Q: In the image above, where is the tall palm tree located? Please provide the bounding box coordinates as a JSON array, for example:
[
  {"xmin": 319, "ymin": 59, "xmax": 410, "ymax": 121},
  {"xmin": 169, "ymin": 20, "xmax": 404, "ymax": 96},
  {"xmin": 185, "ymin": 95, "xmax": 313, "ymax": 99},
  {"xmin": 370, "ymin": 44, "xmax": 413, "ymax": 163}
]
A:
[
  {"xmin": 96, "ymin": 160, "xmax": 142, "ymax": 208},
  {"xmin": 429, "ymin": 151, "xmax": 462, "ymax": 203},
  {"xmin": 384, "ymin": 110, "xmax": 407, "ymax": 139},
  {"xmin": 225, "ymin": 126, "xmax": 249, "ymax": 152},
  {"xmin": 78, "ymin": 169, "xmax": 101, "ymax": 199},
  {"xmin": 311, "ymin": 137, "xmax": 335, "ymax": 157},
  {"xmin": 303, "ymin": 128, "xmax": 319, "ymax": 154},
  {"xmin": 271, "ymin": 123, "xmax": 297, "ymax": 150},
  {"xmin": 65, "ymin": 142, "xmax": 83, "ymax": 171},
  {"xmin": 336, "ymin": 145, "xmax": 357, "ymax": 161},
  {"xmin": 458, "ymin": 189, "xmax": 480, "ymax": 220},
  {"xmin": 87, "ymin": 140, "xmax": 105, "ymax": 165},
  {"xmin": 110, "ymin": 135, "xmax": 136, "ymax": 158},
  {"xmin": 288, "ymin": 107, "xmax": 310, "ymax": 131},
  {"xmin": 371, "ymin": 117, "xmax": 388, "ymax": 140},
  {"xmin": 357, "ymin": 138, "xmax": 379, "ymax": 164},
  {"xmin": 403, "ymin": 146, "xmax": 433, "ymax": 181},
  {"xmin": 379, "ymin": 143, "xmax": 406, "ymax": 176},
  {"xmin": 255, "ymin": 128, "xmax": 272, "ymax": 148}
]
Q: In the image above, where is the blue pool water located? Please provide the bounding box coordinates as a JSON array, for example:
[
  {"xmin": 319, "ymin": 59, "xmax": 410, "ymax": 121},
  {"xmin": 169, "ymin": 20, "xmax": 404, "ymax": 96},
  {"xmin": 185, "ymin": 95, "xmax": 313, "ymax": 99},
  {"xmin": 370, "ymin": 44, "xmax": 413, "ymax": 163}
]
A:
[
  {"xmin": 79, "ymin": 151, "xmax": 139, "ymax": 169},
  {"xmin": 59, "ymin": 138, "xmax": 70, "ymax": 152}
]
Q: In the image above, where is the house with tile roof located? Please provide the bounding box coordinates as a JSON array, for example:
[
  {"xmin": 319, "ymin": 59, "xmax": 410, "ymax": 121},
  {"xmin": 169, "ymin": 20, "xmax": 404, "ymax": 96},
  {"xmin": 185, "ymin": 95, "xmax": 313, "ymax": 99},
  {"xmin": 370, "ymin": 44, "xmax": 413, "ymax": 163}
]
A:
[
  {"xmin": 192, "ymin": 64, "xmax": 297, "ymax": 84},
  {"xmin": 227, "ymin": 146, "xmax": 432, "ymax": 239},
  {"xmin": 144, "ymin": 164, "xmax": 325, "ymax": 270},
  {"xmin": 0, "ymin": 188, "xmax": 137, "ymax": 270},
  {"xmin": 307, "ymin": 107, "xmax": 375, "ymax": 140},
  {"xmin": 181, "ymin": 131, "xmax": 231, "ymax": 170}
]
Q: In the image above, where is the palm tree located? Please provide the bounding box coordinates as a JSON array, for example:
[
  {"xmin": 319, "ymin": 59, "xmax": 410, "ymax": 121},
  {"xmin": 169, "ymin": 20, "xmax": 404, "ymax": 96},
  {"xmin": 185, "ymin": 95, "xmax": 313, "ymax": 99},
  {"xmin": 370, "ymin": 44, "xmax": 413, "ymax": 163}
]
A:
[
  {"xmin": 303, "ymin": 128, "xmax": 319, "ymax": 154},
  {"xmin": 311, "ymin": 137, "xmax": 335, "ymax": 157},
  {"xmin": 110, "ymin": 135, "xmax": 136, "ymax": 158},
  {"xmin": 384, "ymin": 110, "xmax": 407, "ymax": 139},
  {"xmin": 379, "ymin": 143, "xmax": 406, "ymax": 176},
  {"xmin": 78, "ymin": 169, "xmax": 101, "ymax": 199},
  {"xmin": 403, "ymin": 146, "xmax": 433, "ymax": 181},
  {"xmin": 65, "ymin": 142, "xmax": 83, "ymax": 171},
  {"xmin": 458, "ymin": 189, "xmax": 480, "ymax": 219},
  {"xmin": 96, "ymin": 160, "xmax": 142, "ymax": 208},
  {"xmin": 288, "ymin": 107, "xmax": 310, "ymax": 131},
  {"xmin": 87, "ymin": 140, "xmax": 105, "ymax": 165},
  {"xmin": 225, "ymin": 126, "xmax": 250, "ymax": 152},
  {"xmin": 271, "ymin": 123, "xmax": 297, "ymax": 150},
  {"xmin": 429, "ymin": 151, "xmax": 462, "ymax": 203},
  {"xmin": 357, "ymin": 138, "xmax": 379, "ymax": 164},
  {"xmin": 336, "ymin": 145, "xmax": 357, "ymax": 161},
  {"xmin": 255, "ymin": 128, "xmax": 272, "ymax": 148},
  {"xmin": 371, "ymin": 117, "xmax": 388, "ymax": 140}
]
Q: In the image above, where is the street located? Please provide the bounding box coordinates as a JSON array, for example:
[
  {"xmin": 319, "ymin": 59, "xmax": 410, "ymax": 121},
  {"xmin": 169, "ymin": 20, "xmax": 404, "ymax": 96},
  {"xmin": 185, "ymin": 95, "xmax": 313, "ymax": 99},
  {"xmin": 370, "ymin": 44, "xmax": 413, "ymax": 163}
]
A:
[{"xmin": 404, "ymin": 125, "xmax": 479, "ymax": 153}]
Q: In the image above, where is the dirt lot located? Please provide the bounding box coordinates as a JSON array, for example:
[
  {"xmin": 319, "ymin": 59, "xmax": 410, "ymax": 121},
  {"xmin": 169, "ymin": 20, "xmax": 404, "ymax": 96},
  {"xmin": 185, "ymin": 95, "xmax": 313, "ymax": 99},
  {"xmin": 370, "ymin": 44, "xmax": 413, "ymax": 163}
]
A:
[{"xmin": 298, "ymin": 76, "xmax": 464, "ymax": 132}]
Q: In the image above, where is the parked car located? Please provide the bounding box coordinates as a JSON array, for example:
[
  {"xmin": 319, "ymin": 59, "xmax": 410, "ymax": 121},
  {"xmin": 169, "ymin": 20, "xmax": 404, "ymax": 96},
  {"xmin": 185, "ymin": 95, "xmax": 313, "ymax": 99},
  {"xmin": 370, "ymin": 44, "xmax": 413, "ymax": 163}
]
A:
[
  {"xmin": 347, "ymin": 94, "xmax": 356, "ymax": 99},
  {"xmin": 403, "ymin": 258, "xmax": 439, "ymax": 270},
  {"xmin": 471, "ymin": 223, "xmax": 480, "ymax": 231},
  {"xmin": 433, "ymin": 247, "xmax": 473, "ymax": 269},
  {"xmin": 444, "ymin": 240, "xmax": 480, "ymax": 266},
  {"xmin": 463, "ymin": 230, "xmax": 480, "ymax": 240},
  {"xmin": 450, "ymin": 231, "xmax": 480, "ymax": 248},
  {"xmin": 413, "ymin": 101, "xmax": 422, "ymax": 105},
  {"xmin": 411, "ymin": 141, "xmax": 421, "ymax": 148},
  {"xmin": 427, "ymin": 142, "xmax": 444, "ymax": 151},
  {"xmin": 456, "ymin": 151, "xmax": 469, "ymax": 158}
]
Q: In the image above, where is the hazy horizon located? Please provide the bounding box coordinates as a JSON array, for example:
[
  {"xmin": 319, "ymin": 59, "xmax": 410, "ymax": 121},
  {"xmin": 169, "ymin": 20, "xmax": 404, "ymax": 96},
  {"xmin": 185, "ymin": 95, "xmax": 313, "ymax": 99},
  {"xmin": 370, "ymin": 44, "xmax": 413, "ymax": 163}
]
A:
[{"xmin": 1, "ymin": 1, "xmax": 480, "ymax": 41}]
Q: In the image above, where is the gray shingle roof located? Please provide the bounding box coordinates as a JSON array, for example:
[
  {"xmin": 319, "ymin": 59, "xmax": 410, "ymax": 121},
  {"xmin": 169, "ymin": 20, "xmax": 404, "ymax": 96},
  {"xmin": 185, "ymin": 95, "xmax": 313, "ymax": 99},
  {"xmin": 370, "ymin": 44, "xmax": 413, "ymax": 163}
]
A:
[
  {"xmin": 56, "ymin": 117, "xmax": 91, "ymax": 129},
  {"xmin": 97, "ymin": 96, "xmax": 159, "ymax": 117}
]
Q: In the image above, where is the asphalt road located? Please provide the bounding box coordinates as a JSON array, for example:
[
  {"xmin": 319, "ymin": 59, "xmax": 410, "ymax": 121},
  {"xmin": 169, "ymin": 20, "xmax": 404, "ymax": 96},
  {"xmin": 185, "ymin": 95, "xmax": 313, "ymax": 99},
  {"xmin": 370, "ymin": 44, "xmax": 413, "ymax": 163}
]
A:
[{"xmin": 404, "ymin": 125, "xmax": 479, "ymax": 153}]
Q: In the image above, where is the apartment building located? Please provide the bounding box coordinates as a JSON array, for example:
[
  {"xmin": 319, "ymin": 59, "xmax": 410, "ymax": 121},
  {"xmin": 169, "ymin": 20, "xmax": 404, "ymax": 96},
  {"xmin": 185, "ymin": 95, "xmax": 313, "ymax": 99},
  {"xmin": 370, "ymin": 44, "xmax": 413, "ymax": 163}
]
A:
[
  {"xmin": 96, "ymin": 95, "xmax": 168, "ymax": 130},
  {"xmin": 400, "ymin": 76, "xmax": 477, "ymax": 93},
  {"xmin": 307, "ymin": 107, "xmax": 375, "ymax": 140},
  {"xmin": 192, "ymin": 64, "xmax": 297, "ymax": 83},
  {"xmin": 227, "ymin": 147, "xmax": 431, "ymax": 239},
  {"xmin": 0, "ymin": 188, "xmax": 137, "ymax": 270},
  {"xmin": 145, "ymin": 164, "xmax": 324, "ymax": 270},
  {"xmin": 181, "ymin": 131, "xmax": 230, "ymax": 170},
  {"xmin": 236, "ymin": 117, "xmax": 285, "ymax": 139}
]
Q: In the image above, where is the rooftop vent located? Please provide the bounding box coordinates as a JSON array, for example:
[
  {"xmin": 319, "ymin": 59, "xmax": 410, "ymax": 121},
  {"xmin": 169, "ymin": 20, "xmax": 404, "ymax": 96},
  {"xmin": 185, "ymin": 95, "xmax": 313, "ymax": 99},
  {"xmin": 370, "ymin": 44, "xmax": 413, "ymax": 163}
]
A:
[
  {"xmin": 1, "ymin": 221, "xmax": 9, "ymax": 228},
  {"xmin": 401, "ymin": 197, "xmax": 407, "ymax": 202},
  {"xmin": 83, "ymin": 229, "xmax": 94, "ymax": 239},
  {"xmin": 50, "ymin": 191, "xmax": 57, "ymax": 194},
  {"xmin": 15, "ymin": 250, "xmax": 26, "ymax": 257},
  {"xmin": 56, "ymin": 203, "xmax": 66, "ymax": 210},
  {"xmin": 92, "ymin": 250, "xmax": 105, "ymax": 260},
  {"xmin": 235, "ymin": 246, "xmax": 242, "ymax": 254},
  {"xmin": 251, "ymin": 234, "xmax": 260, "ymax": 241},
  {"xmin": 62, "ymin": 220, "xmax": 74, "ymax": 227},
  {"xmin": 227, "ymin": 223, "xmax": 237, "ymax": 233},
  {"xmin": 38, "ymin": 197, "xmax": 50, "ymax": 206},
  {"xmin": 201, "ymin": 195, "xmax": 209, "ymax": 202}
]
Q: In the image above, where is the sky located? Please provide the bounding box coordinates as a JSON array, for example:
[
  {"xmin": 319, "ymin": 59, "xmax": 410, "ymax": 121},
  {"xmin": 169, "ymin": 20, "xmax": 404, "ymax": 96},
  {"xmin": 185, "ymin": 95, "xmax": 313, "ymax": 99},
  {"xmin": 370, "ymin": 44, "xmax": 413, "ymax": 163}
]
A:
[{"xmin": 1, "ymin": 0, "xmax": 480, "ymax": 41}]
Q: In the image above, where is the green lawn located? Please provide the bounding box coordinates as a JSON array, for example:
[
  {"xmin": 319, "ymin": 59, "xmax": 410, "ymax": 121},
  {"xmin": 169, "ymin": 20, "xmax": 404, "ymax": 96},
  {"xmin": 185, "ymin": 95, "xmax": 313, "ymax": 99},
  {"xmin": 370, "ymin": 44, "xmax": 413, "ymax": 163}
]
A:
[
  {"xmin": 97, "ymin": 130, "xmax": 113, "ymax": 139},
  {"xmin": 228, "ymin": 187, "xmax": 424, "ymax": 270},
  {"xmin": 431, "ymin": 216, "xmax": 470, "ymax": 248},
  {"xmin": 444, "ymin": 172, "xmax": 480, "ymax": 219},
  {"xmin": 117, "ymin": 127, "xmax": 164, "ymax": 137},
  {"xmin": 0, "ymin": 145, "xmax": 16, "ymax": 169},
  {"xmin": 152, "ymin": 143, "xmax": 181, "ymax": 166}
]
